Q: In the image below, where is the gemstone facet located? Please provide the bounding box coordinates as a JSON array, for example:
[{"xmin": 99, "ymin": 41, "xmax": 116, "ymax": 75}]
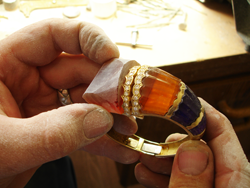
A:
[{"xmin": 139, "ymin": 67, "xmax": 181, "ymax": 116}]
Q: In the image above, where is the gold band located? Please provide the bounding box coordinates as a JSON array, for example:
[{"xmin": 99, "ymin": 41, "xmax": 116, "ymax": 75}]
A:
[
  {"xmin": 107, "ymin": 122, "xmax": 205, "ymax": 157},
  {"xmin": 107, "ymin": 65, "xmax": 206, "ymax": 157},
  {"xmin": 82, "ymin": 59, "xmax": 206, "ymax": 157}
]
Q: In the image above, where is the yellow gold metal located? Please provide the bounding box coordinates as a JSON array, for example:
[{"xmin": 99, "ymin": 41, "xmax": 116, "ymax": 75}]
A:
[
  {"xmin": 107, "ymin": 65, "xmax": 206, "ymax": 157},
  {"xmin": 107, "ymin": 126, "xmax": 205, "ymax": 157},
  {"xmin": 107, "ymin": 100, "xmax": 206, "ymax": 157},
  {"xmin": 157, "ymin": 129, "xmax": 205, "ymax": 157}
]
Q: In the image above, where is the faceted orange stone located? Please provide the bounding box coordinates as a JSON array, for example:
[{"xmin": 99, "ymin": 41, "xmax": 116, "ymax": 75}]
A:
[{"xmin": 139, "ymin": 67, "xmax": 181, "ymax": 116}]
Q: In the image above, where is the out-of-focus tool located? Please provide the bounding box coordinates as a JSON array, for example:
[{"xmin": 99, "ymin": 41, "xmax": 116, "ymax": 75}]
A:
[
  {"xmin": 127, "ymin": 7, "xmax": 181, "ymax": 29},
  {"xmin": 63, "ymin": 6, "xmax": 80, "ymax": 18},
  {"xmin": 131, "ymin": 29, "xmax": 138, "ymax": 47},
  {"xmin": 86, "ymin": 2, "xmax": 91, "ymax": 11},
  {"xmin": 19, "ymin": 0, "xmax": 88, "ymax": 18},
  {"xmin": 118, "ymin": 0, "xmax": 182, "ymax": 29},
  {"xmin": 3, "ymin": 0, "xmax": 18, "ymax": 11},
  {"xmin": 232, "ymin": 0, "xmax": 250, "ymax": 52},
  {"xmin": 179, "ymin": 12, "xmax": 187, "ymax": 30},
  {"xmin": 0, "ymin": 15, "xmax": 8, "ymax": 19},
  {"xmin": 116, "ymin": 29, "xmax": 153, "ymax": 49},
  {"xmin": 90, "ymin": 0, "xmax": 117, "ymax": 19}
]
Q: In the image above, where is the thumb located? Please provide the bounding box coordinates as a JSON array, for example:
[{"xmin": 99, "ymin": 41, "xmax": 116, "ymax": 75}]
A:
[
  {"xmin": 1, "ymin": 103, "xmax": 113, "ymax": 178},
  {"xmin": 169, "ymin": 140, "xmax": 214, "ymax": 188}
]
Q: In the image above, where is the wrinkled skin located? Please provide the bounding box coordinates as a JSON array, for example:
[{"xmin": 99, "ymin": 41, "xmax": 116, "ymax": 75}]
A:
[
  {"xmin": 2, "ymin": 18, "xmax": 249, "ymax": 188},
  {"xmin": 135, "ymin": 98, "xmax": 250, "ymax": 188},
  {"xmin": 0, "ymin": 19, "xmax": 140, "ymax": 188}
]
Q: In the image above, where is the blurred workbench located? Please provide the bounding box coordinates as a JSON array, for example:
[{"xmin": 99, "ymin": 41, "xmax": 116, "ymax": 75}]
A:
[
  {"xmin": 1, "ymin": 1, "xmax": 250, "ymax": 187},
  {"xmin": 0, "ymin": 0, "xmax": 247, "ymax": 67}
]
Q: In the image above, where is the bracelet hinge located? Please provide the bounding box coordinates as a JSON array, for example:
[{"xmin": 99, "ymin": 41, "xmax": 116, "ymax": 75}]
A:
[{"xmin": 128, "ymin": 138, "xmax": 162, "ymax": 156}]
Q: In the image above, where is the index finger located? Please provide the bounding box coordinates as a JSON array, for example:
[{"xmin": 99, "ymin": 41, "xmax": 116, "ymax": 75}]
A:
[
  {"xmin": 0, "ymin": 18, "xmax": 119, "ymax": 66},
  {"xmin": 200, "ymin": 98, "xmax": 250, "ymax": 187}
]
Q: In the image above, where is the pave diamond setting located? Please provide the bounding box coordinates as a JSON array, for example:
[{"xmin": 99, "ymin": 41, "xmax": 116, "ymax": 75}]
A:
[
  {"xmin": 131, "ymin": 65, "xmax": 148, "ymax": 116},
  {"xmin": 121, "ymin": 66, "xmax": 140, "ymax": 116},
  {"xmin": 122, "ymin": 65, "xmax": 148, "ymax": 117}
]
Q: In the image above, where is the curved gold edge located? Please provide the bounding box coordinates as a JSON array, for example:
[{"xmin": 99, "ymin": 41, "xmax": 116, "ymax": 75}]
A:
[
  {"xmin": 157, "ymin": 128, "xmax": 206, "ymax": 157},
  {"xmin": 166, "ymin": 82, "xmax": 186, "ymax": 118},
  {"xmin": 192, "ymin": 128, "xmax": 206, "ymax": 140},
  {"xmin": 107, "ymin": 127, "xmax": 205, "ymax": 157},
  {"xmin": 111, "ymin": 69, "xmax": 207, "ymax": 157},
  {"xmin": 185, "ymin": 107, "xmax": 205, "ymax": 130}
]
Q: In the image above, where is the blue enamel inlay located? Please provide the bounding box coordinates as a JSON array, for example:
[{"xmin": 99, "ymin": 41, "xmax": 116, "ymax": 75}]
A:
[
  {"xmin": 189, "ymin": 113, "xmax": 206, "ymax": 135},
  {"xmin": 170, "ymin": 86, "xmax": 201, "ymax": 127}
]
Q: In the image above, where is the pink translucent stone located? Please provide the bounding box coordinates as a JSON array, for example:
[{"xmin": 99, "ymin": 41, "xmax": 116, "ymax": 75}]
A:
[{"xmin": 82, "ymin": 58, "xmax": 140, "ymax": 114}]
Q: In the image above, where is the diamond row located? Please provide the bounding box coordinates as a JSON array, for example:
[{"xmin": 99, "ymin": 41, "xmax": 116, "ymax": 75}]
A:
[
  {"xmin": 131, "ymin": 65, "xmax": 149, "ymax": 116},
  {"xmin": 122, "ymin": 66, "xmax": 140, "ymax": 116}
]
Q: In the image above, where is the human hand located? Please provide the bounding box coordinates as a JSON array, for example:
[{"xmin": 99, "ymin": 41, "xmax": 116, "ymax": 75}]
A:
[
  {"xmin": 135, "ymin": 98, "xmax": 250, "ymax": 187},
  {"xmin": 0, "ymin": 19, "xmax": 139, "ymax": 188}
]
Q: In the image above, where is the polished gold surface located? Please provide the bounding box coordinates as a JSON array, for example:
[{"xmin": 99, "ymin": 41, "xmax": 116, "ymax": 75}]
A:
[
  {"xmin": 110, "ymin": 70, "xmax": 205, "ymax": 157},
  {"xmin": 107, "ymin": 127, "xmax": 205, "ymax": 157}
]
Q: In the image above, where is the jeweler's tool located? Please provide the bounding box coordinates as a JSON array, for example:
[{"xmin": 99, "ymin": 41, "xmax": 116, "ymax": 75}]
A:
[
  {"xmin": 127, "ymin": 7, "xmax": 181, "ymax": 29},
  {"xmin": 91, "ymin": 0, "xmax": 117, "ymax": 19},
  {"xmin": 131, "ymin": 29, "xmax": 138, "ymax": 47},
  {"xmin": 3, "ymin": 0, "xmax": 18, "ymax": 11},
  {"xmin": 0, "ymin": 15, "xmax": 8, "ymax": 19},
  {"xmin": 63, "ymin": 6, "xmax": 80, "ymax": 18},
  {"xmin": 116, "ymin": 29, "xmax": 153, "ymax": 49},
  {"xmin": 232, "ymin": 0, "xmax": 250, "ymax": 52},
  {"xmin": 19, "ymin": 0, "xmax": 88, "ymax": 18},
  {"xmin": 86, "ymin": 2, "xmax": 91, "ymax": 11},
  {"xmin": 179, "ymin": 12, "xmax": 187, "ymax": 30}
]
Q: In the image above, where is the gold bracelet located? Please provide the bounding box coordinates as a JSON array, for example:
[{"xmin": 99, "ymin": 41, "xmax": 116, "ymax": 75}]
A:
[{"xmin": 83, "ymin": 58, "xmax": 206, "ymax": 157}]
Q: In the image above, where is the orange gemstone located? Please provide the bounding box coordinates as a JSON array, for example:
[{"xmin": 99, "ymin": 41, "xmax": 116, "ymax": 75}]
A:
[{"xmin": 139, "ymin": 67, "xmax": 181, "ymax": 116}]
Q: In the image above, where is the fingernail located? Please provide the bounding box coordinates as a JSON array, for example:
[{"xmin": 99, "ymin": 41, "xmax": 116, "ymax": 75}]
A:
[
  {"xmin": 83, "ymin": 108, "xmax": 113, "ymax": 139},
  {"xmin": 178, "ymin": 143, "xmax": 208, "ymax": 175}
]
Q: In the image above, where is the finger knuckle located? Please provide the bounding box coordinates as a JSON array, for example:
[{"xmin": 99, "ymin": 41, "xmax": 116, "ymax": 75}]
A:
[{"xmin": 42, "ymin": 118, "xmax": 76, "ymax": 160}]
